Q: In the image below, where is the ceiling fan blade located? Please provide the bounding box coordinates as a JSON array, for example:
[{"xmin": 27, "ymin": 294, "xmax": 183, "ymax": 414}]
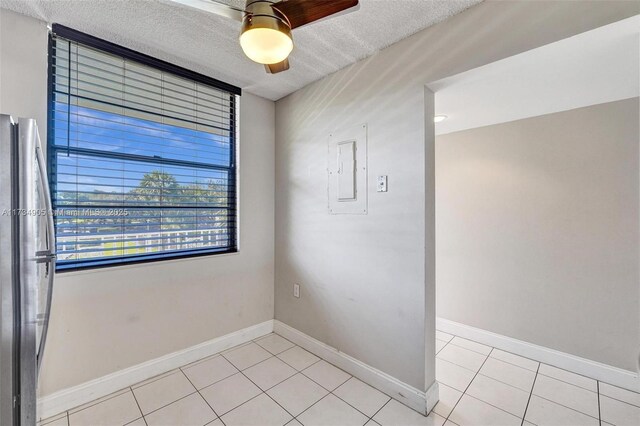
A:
[
  {"xmin": 264, "ymin": 58, "xmax": 290, "ymax": 74},
  {"xmin": 272, "ymin": 0, "xmax": 358, "ymax": 29},
  {"xmin": 166, "ymin": 0, "xmax": 244, "ymax": 22}
]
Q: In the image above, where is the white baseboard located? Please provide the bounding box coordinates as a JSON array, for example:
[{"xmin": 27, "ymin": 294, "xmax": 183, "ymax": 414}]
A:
[
  {"xmin": 436, "ymin": 317, "xmax": 640, "ymax": 393},
  {"xmin": 37, "ymin": 320, "xmax": 274, "ymax": 420},
  {"xmin": 425, "ymin": 380, "xmax": 439, "ymax": 414},
  {"xmin": 273, "ymin": 320, "xmax": 437, "ymax": 414}
]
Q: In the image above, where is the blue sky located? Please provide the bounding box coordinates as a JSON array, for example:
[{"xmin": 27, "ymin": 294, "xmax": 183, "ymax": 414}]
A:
[{"xmin": 52, "ymin": 103, "xmax": 232, "ymax": 195}]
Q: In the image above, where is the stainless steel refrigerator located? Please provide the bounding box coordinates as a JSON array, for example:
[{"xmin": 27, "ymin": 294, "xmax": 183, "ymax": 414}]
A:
[{"xmin": 0, "ymin": 115, "xmax": 56, "ymax": 425}]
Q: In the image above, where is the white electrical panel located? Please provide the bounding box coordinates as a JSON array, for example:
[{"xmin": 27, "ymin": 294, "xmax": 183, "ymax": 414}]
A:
[
  {"xmin": 337, "ymin": 141, "xmax": 356, "ymax": 200},
  {"xmin": 328, "ymin": 124, "xmax": 367, "ymax": 215}
]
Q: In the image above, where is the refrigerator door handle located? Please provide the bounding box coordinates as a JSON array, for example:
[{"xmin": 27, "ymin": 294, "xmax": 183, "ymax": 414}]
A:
[{"xmin": 34, "ymin": 128, "xmax": 56, "ymax": 374}]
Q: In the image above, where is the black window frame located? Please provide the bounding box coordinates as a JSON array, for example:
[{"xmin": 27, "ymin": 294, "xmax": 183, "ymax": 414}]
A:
[{"xmin": 48, "ymin": 24, "xmax": 241, "ymax": 272}]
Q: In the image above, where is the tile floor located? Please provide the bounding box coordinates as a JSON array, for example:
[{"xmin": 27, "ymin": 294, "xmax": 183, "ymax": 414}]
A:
[{"xmin": 39, "ymin": 331, "xmax": 640, "ymax": 426}]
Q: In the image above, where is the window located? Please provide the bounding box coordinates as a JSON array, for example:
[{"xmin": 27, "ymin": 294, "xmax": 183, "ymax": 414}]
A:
[{"xmin": 48, "ymin": 25, "xmax": 241, "ymax": 271}]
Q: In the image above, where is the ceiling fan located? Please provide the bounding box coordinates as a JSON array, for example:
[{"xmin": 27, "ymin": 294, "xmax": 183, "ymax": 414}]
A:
[{"xmin": 170, "ymin": 0, "xmax": 360, "ymax": 73}]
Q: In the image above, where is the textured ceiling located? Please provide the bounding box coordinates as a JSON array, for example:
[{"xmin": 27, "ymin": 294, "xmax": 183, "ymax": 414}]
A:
[{"xmin": 0, "ymin": 0, "xmax": 481, "ymax": 100}]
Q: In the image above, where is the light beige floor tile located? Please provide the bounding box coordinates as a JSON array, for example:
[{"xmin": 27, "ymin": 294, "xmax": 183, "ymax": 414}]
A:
[
  {"xmin": 243, "ymin": 356, "xmax": 297, "ymax": 390},
  {"xmin": 199, "ymin": 372, "xmax": 262, "ymax": 415},
  {"xmin": 132, "ymin": 371, "xmax": 196, "ymax": 415},
  {"xmin": 479, "ymin": 357, "xmax": 535, "ymax": 392},
  {"xmin": 365, "ymin": 421, "xmax": 381, "ymax": 426},
  {"xmin": 267, "ymin": 373, "xmax": 328, "ymax": 416},
  {"xmin": 435, "ymin": 358, "xmax": 476, "ymax": 392},
  {"xmin": 435, "ymin": 340, "xmax": 447, "ymax": 354},
  {"xmin": 443, "ymin": 422, "xmax": 459, "ymax": 426},
  {"xmin": 255, "ymin": 334, "xmax": 295, "ymax": 355},
  {"xmin": 125, "ymin": 418, "xmax": 146, "ymax": 426},
  {"xmin": 450, "ymin": 337, "xmax": 492, "ymax": 356},
  {"xmin": 437, "ymin": 344, "xmax": 487, "ymax": 372},
  {"xmin": 433, "ymin": 383, "xmax": 462, "ymax": 418},
  {"xmin": 532, "ymin": 374, "xmax": 598, "ymax": 418},
  {"xmin": 277, "ymin": 346, "xmax": 320, "ymax": 371},
  {"xmin": 144, "ymin": 393, "xmax": 216, "ymax": 426},
  {"xmin": 334, "ymin": 377, "xmax": 391, "ymax": 417},
  {"xmin": 465, "ymin": 374, "xmax": 529, "ymax": 417},
  {"xmin": 287, "ymin": 420, "xmax": 304, "ymax": 426},
  {"xmin": 600, "ymin": 395, "xmax": 640, "ymax": 426},
  {"xmin": 302, "ymin": 360, "xmax": 351, "ymax": 391},
  {"xmin": 448, "ymin": 395, "xmax": 520, "ymax": 426},
  {"xmin": 436, "ymin": 331, "xmax": 454, "ymax": 343},
  {"xmin": 223, "ymin": 342, "xmax": 272, "ymax": 370},
  {"xmin": 489, "ymin": 349, "xmax": 538, "ymax": 372},
  {"xmin": 298, "ymin": 394, "xmax": 368, "ymax": 426},
  {"xmin": 524, "ymin": 395, "xmax": 598, "ymax": 426},
  {"xmin": 206, "ymin": 419, "xmax": 224, "ymax": 426},
  {"xmin": 374, "ymin": 399, "xmax": 445, "ymax": 426},
  {"xmin": 68, "ymin": 391, "xmax": 142, "ymax": 426},
  {"xmin": 221, "ymin": 393, "xmax": 292, "ymax": 426},
  {"xmin": 538, "ymin": 364, "xmax": 597, "ymax": 392},
  {"xmin": 39, "ymin": 414, "xmax": 69, "ymax": 426},
  {"xmin": 599, "ymin": 382, "xmax": 640, "ymax": 407},
  {"xmin": 182, "ymin": 355, "xmax": 238, "ymax": 390}
]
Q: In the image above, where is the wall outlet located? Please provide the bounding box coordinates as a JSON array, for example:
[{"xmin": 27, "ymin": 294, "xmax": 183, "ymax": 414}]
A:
[{"xmin": 294, "ymin": 283, "xmax": 300, "ymax": 298}]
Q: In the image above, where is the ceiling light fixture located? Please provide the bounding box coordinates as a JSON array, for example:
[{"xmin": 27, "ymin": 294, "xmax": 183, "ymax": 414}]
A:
[
  {"xmin": 434, "ymin": 115, "xmax": 448, "ymax": 123},
  {"xmin": 240, "ymin": 1, "xmax": 293, "ymax": 65}
]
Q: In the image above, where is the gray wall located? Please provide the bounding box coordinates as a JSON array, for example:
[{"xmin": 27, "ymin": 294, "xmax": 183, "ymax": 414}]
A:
[
  {"xmin": 274, "ymin": 0, "xmax": 640, "ymax": 392},
  {"xmin": 0, "ymin": 8, "xmax": 276, "ymax": 395},
  {"xmin": 436, "ymin": 98, "xmax": 640, "ymax": 372}
]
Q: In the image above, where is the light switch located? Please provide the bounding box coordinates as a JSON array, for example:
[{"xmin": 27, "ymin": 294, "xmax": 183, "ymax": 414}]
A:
[{"xmin": 377, "ymin": 175, "xmax": 388, "ymax": 192}]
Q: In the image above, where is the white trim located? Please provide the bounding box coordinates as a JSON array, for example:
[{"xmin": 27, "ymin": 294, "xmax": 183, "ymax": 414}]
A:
[
  {"xmin": 37, "ymin": 320, "xmax": 274, "ymax": 420},
  {"xmin": 425, "ymin": 380, "xmax": 439, "ymax": 414},
  {"xmin": 436, "ymin": 317, "xmax": 640, "ymax": 393},
  {"xmin": 273, "ymin": 320, "xmax": 436, "ymax": 414}
]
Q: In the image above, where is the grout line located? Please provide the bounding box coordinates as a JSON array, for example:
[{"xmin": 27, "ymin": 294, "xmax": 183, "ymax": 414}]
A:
[
  {"xmin": 597, "ymin": 381, "xmax": 602, "ymax": 426},
  {"xmin": 135, "ymin": 389, "xmax": 200, "ymax": 418},
  {"xmin": 66, "ymin": 387, "xmax": 131, "ymax": 416},
  {"xmin": 444, "ymin": 347, "xmax": 493, "ymax": 423},
  {"xmin": 462, "ymin": 392, "xmax": 525, "ymax": 422},
  {"xmin": 183, "ymin": 370, "xmax": 228, "ymax": 426},
  {"xmin": 458, "ymin": 358, "xmax": 548, "ymax": 422},
  {"xmin": 277, "ymin": 353, "xmax": 323, "ymax": 372},
  {"xmin": 221, "ymin": 352, "xmax": 298, "ymax": 421},
  {"xmin": 129, "ymin": 387, "xmax": 148, "ymax": 426},
  {"xmin": 521, "ymin": 362, "xmax": 540, "ymax": 426},
  {"xmin": 485, "ymin": 352, "xmax": 540, "ymax": 373},
  {"xmin": 535, "ymin": 370, "xmax": 598, "ymax": 393},
  {"xmin": 473, "ymin": 371, "xmax": 534, "ymax": 394},
  {"xmin": 369, "ymin": 397, "xmax": 391, "ymax": 421},
  {"xmin": 241, "ymin": 370, "xmax": 297, "ymax": 420},
  {"xmin": 441, "ymin": 337, "xmax": 599, "ymax": 424},
  {"xmin": 293, "ymin": 392, "xmax": 334, "ymax": 421},
  {"xmin": 532, "ymin": 393, "xmax": 601, "ymax": 421},
  {"xmin": 447, "ymin": 338, "xmax": 493, "ymax": 356},
  {"xmin": 597, "ymin": 392, "xmax": 640, "ymax": 409},
  {"xmin": 436, "ymin": 355, "xmax": 480, "ymax": 375},
  {"xmin": 130, "ymin": 369, "xmax": 181, "ymax": 390},
  {"xmin": 329, "ymin": 383, "xmax": 385, "ymax": 420},
  {"xmin": 436, "ymin": 340, "xmax": 449, "ymax": 356}
]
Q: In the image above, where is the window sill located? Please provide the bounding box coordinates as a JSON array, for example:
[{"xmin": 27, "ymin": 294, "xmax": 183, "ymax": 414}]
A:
[{"xmin": 55, "ymin": 248, "xmax": 240, "ymax": 276}]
